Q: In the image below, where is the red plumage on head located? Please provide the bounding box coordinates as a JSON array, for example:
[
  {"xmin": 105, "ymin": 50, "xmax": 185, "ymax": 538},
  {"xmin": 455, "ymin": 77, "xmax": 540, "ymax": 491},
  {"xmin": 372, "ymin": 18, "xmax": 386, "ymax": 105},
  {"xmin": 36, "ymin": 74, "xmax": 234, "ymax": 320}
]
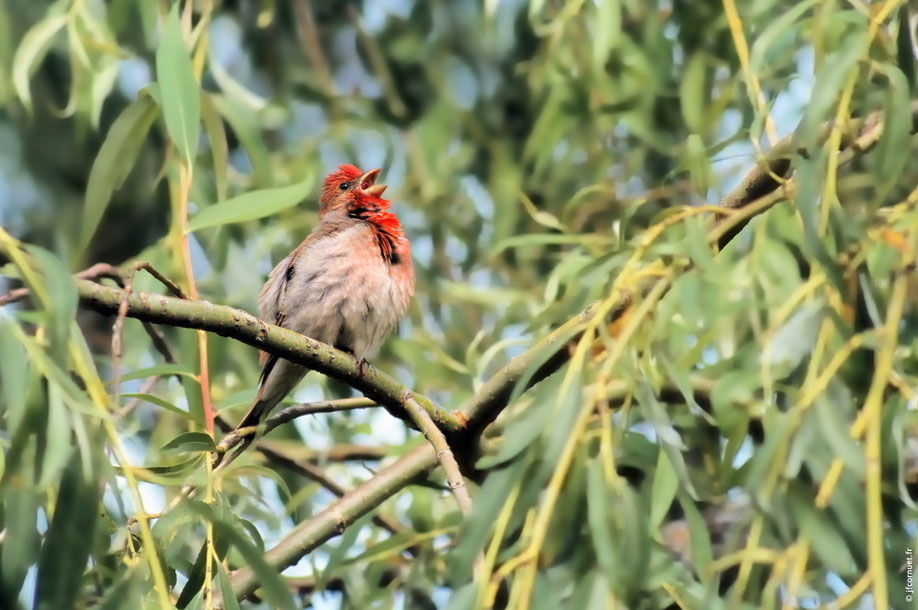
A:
[
  {"xmin": 320, "ymin": 164, "xmax": 364, "ymax": 206},
  {"xmin": 317, "ymin": 164, "xmax": 404, "ymax": 262}
]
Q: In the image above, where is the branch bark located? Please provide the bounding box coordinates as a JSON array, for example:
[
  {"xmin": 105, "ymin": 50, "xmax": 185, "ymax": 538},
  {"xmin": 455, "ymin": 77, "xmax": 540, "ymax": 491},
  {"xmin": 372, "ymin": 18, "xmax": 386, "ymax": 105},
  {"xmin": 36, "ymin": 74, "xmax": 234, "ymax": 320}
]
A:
[{"xmin": 226, "ymin": 443, "xmax": 438, "ymax": 597}]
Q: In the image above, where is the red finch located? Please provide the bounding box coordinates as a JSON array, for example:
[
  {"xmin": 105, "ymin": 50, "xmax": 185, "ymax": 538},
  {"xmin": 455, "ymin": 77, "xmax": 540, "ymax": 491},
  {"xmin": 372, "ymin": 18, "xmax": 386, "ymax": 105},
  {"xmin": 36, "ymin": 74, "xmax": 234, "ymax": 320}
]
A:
[{"xmin": 230, "ymin": 164, "xmax": 414, "ymax": 439}]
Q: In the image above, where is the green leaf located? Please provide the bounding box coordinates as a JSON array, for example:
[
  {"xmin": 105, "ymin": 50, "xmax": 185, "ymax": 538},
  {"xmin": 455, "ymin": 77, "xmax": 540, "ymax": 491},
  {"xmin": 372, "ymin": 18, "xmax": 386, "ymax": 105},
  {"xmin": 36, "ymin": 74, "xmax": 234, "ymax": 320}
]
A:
[
  {"xmin": 121, "ymin": 393, "xmax": 199, "ymax": 423},
  {"xmin": 25, "ymin": 246, "xmax": 78, "ymax": 358},
  {"xmin": 211, "ymin": 93, "xmax": 273, "ymax": 185},
  {"xmin": 586, "ymin": 461, "xmax": 616, "ymax": 583},
  {"xmin": 636, "ymin": 381, "xmax": 698, "ymax": 498},
  {"xmin": 0, "ymin": 488, "xmax": 40, "ymax": 605},
  {"xmin": 107, "ymin": 363, "xmax": 197, "ymax": 384},
  {"xmin": 896, "ymin": 5, "xmax": 916, "ymax": 93},
  {"xmin": 130, "ymin": 456, "xmax": 203, "ymax": 480},
  {"xmin": 748, "ymin": 0, "xmax": 817, "ymax": 74},
  {"xmin": 476, "ymin": 397, "xmax": 551, "ymax": 469},
  {"xmin": 789, "ymin": 489, "xmax": 857, "ymax": 577},
  {"xmin": 155, "ymin": 5, "xmax": 200, "ymax": 164},
  {"xmin": 320, "ymin": 514, "xmax": 370, "ymax": 586},
  {"xmin": 152, "ymin": 500, "xmax": 202, "ymax": 552},
  {"xmin": 80, "ymin": 94, "xmax": 159, "ymax": 253},
  {"xmin": 762, "ymin": 299, "xmax": 823, "ymax": 371},
  {"xmin": 37, "ymin": 383, "xmax": 73, "ymax": 489},
  {"xmin": 798, "ymin": 32, "xmax": 866, "ymax": 148},
  {"xmin": 0, "ymin": 2, "xmax": 12, "ymax": 105},
  {"xmin": 214, "ymin": 563, "xmax": 242, "ymax": 610},
  {"xmin": 11, "ymin": 9, "xmax": 67, "ymax": 112},
  {"xmin": 649, "ymin": 449, "xmax": 678, "ymax": 532},
  {"xmin": 683, "ymin": 213, "xmax": 715, "ymax": 271},
  {"xmin": 162, "ymin": 432, "xmax": 217, "ymax": 454},
  {"xmin": 874, "ymin": 64, "xmax": 911, "ymax": 197},
  {"xmin": 450, "ymin": 457, "xmax": 527, "ymax": 583},
  {"xmin": 592, "ymin": 0, "xmax": 621, "ymax": 68},
  {"xmin": 187, "ymin": 177, "xmax": 315, "ymax": 232},
  {"xmin": 710, "ymin": 370, "xmax": 759, "ymax": 435},
  {"xmin": 188, "ymin": 503, "xmax": 296, "ymax": 610},
  {"xmin": 491, "ymin": 232, "xmax": 609, "ymax": 255},
  {"xmin": 176, "ymin": 504, "xmax": 231, "ymax": 609},
  {"xmin": 97, "ymin": 569, "xmax": 142, "ymax": 610},
  {"xmin": 0, "ymin": 319, "xmax": 30, "ymax": 434},
  {"xmin": 677, "ymin": 491, "xmax": 714, "ymax": 576},
  {"xmin": 684, "ymin": 133, "xmax": 710, "ymax": 197},
  {"xmin": 34, "ymin": 458, "xmax": 100, "ymax": 610},
  {"xmin": 679, "ymin": 53, "xmax": 707, "ymax": 134},
  {"xmin": 344, "ymin": 527, "xmax": 455, "ymax": 565},
  {"xmin": 201, "ymin": 91, "xmax": 229, "ymax": 202}
]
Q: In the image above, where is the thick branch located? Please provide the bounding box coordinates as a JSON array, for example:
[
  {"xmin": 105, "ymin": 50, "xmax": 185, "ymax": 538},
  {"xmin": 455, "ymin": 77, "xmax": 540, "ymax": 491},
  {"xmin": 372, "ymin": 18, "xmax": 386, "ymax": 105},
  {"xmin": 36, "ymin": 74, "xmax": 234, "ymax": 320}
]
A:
[
  {"xmin": 225, "ymin": 443, "xmax": 438, "ymax": 598},
  {"xmin": 256, "ymin": 445, "xmax": 405, "ymax": 536}
]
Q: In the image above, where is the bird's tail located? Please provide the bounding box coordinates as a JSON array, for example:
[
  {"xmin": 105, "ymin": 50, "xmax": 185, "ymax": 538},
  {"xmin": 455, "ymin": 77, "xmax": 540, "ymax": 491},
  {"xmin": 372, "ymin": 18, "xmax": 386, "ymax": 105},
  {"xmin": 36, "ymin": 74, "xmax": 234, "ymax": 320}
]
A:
[
  {"xmin": 234, "ymin": 392, "xmax": 277, "ymax": 433},
  {"xmin": 216, "ymin": 358, "xmax": 308, "ymax": 464}
]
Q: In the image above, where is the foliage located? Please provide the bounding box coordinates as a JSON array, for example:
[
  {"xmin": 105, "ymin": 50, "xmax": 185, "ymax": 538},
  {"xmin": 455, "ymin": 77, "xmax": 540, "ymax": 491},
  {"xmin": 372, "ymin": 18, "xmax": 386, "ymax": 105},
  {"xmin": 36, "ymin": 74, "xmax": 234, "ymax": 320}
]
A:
[{"xmin": 1, "ymin": 0, "xmax": 918, "ymax": 609}]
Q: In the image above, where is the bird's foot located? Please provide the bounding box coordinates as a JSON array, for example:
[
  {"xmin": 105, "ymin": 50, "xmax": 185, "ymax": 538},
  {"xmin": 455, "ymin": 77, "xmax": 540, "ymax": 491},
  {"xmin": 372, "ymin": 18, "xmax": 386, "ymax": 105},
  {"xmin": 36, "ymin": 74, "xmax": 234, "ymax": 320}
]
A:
[{"xmin": 357, "ymin": 357, "xmax": 369, "ymax": 377}]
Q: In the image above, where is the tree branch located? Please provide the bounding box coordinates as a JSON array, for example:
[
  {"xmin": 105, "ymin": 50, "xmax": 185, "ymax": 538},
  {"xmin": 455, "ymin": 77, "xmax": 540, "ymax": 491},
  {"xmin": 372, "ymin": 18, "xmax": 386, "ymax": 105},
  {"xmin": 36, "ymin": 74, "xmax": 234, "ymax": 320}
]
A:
[
  {"xmin": 255, "ymin": 445, "xmax": 405, "ymax": 536},
  {"xmin": 404, "ymin": 396, "xmax": 473, "ymax": 515},
  {"xmin": 74, "ymin": 279, "xmax": 466, "ymax": 436},
  {"xmin": 224, "ymin": 443, "xmax": 438, "ymax": 599},
  {"xmin": 217, "ymin": 397, "xmax": 375, "ymax": 451}
]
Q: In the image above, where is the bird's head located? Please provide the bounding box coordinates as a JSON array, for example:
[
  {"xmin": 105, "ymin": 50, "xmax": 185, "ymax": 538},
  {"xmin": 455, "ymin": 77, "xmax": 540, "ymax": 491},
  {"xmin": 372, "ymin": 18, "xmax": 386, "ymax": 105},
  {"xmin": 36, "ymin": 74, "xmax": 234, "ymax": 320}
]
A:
[{"xmin": 319, "ymin": 164, "xmax": 388, "ymax": 217}]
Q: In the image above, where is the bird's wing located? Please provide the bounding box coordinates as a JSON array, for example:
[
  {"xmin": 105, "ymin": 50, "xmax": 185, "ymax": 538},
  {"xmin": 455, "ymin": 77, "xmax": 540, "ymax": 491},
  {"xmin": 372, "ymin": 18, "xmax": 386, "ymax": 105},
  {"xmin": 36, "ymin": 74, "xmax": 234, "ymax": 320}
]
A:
[{"xmin": 255, "ymin": 229, "xmax": 337, "ymax": 376}]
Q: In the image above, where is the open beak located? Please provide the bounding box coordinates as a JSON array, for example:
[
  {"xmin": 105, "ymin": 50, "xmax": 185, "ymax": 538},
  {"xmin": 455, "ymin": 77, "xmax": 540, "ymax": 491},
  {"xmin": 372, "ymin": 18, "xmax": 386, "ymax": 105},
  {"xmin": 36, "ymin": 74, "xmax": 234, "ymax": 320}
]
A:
[{"xmin": 358, "ymin": 168, "xmax": 387, "ymax": 198}]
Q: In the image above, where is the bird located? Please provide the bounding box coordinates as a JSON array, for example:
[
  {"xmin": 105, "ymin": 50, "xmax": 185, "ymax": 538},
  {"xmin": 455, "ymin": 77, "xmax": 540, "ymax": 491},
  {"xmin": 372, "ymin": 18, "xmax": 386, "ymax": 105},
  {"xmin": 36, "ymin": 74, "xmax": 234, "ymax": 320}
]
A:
[{"xmin": 221, "ymin": 164, "xmax": 414, "ymax": 456}]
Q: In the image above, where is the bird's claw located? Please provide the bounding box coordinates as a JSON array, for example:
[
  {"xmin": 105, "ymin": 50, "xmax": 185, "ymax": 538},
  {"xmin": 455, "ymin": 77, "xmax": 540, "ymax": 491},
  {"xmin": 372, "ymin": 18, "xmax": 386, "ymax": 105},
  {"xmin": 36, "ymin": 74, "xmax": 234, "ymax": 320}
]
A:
[{"xmin": 357, "ymin": 357, "xmax": 369, "ymax": 377}]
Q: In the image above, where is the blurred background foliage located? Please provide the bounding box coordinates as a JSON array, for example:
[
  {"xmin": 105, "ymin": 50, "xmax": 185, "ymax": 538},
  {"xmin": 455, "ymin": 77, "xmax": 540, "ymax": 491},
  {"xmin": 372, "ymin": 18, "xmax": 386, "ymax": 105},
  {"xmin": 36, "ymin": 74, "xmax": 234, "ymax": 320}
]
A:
[{"xmin": 1, "ymin": 0, "xmax": 918, "ymax": 608}]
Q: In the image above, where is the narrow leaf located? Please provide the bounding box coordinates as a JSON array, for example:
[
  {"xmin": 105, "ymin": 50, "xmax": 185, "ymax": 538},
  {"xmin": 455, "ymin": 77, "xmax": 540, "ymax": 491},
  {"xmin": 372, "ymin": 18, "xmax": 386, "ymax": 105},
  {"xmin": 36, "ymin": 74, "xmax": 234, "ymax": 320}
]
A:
[
  {"xmin": 201, "ymin": 91, "xmax": 229, "ymax": 201},
  {"xmin": 187, "ymin": 178, "xmax": 315, "ymax": 233},
  {"xmin": 162, "ymin": 432, "xmax": 217, "ymax": 454},
  {"xmin": 80, "ymin": 94, "xmax": 159, "ymax": 253},
  {"xmin": 679, "ymin": 53, "xmax": 707, "ymax": 133},
  {"xmin": 874, "ymin": 65, "xmax": 911, "ymax": 196},
  {"xmin": 155, "ymin": 5, "xmax": 200, "ymax": 163},
  {"xmin": 649, "ymin": 449, "xmax": 678, "ymax": 532},
  {"xmin": 11, "ymin": 12, "xmax": 67, "ymax": 112},
  {"xmin": 798, "ymin": 32, "xmax": 866, "ymax": 148},
  {"xmin": 34, "ymin": 459, "xmax": 100, "ymax": 610},
  {"xmin": 107, "ymin": 363, "xmax": 197, "ymax": 384}
]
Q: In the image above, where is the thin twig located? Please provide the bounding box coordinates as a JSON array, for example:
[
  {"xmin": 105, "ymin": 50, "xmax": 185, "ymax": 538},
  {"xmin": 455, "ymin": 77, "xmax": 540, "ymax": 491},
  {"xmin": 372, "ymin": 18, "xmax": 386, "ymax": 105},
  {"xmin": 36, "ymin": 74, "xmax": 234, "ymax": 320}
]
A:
[
  {"xmin": 117, "ymin": 374, "xmax": 161, "ymax": 418},
  {"xmin": 217, "ymin": 397, "xmax": 376, "ymax": 454},
  {"xmin": 0, "ymin": 262, "xmax": 122, "ymax": 306},
  {"xmin": 113, "ymin": 261, "xmax": 185, "ymax": 407},
  {"xmin": 402, "ymin": 395, "xmax": 472, "ymax": 516}
]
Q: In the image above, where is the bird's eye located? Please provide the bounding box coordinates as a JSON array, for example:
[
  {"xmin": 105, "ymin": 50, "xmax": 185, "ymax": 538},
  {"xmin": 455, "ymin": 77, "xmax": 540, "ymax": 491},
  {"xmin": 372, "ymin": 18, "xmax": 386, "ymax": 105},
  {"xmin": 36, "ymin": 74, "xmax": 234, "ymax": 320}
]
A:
[{"xmin": 339, "ymin": 182, "xmax": 351, "ymax": 190}]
